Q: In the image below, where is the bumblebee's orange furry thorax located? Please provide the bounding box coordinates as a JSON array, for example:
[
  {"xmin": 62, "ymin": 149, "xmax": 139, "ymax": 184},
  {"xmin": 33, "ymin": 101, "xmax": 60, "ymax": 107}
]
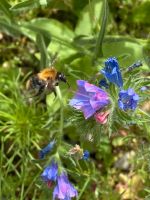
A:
[{"xmin": 37, "ymin": 67, "xmax": 57, "ymax": 81}]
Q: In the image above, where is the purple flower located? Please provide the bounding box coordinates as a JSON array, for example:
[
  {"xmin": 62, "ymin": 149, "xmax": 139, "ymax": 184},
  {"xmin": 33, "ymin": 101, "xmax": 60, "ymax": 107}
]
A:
[
  {"xmin": 41, "ymin": 161, "xmax": 58, "ymax": 187},
  {"xmin": 39, "ymin": 140, "xmax": 56, "ymax": 159},
  {"xmin": 53, "ymin": 172, "xmax": 78, "ymax": 200},
  {"xmin": 118, "ymin": 88, "xmax": 139, "ymax": 111},
  {"xmin": 140, "ymin": 86, "xmax": 146, "ymax": 91},
  {"xmin": 101, "ymin": 57, "xmax": 123, "ymax": 88},
  {"xmin": 140, "ymin": 86, "xmax": 149, "ymax": 91},
  {"xmin": 82, "ymin": 150, "xmax": 90, "ymax": 160},
  {"xmin": 69, "ymin": 80, "xmax": 110, "ymax": 119}
]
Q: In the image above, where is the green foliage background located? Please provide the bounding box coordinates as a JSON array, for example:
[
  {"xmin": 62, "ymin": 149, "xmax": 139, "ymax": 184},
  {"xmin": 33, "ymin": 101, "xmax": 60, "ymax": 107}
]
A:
[{"xmin": 0, "ymin": 0, "xmax": 150, "ymax": 199}]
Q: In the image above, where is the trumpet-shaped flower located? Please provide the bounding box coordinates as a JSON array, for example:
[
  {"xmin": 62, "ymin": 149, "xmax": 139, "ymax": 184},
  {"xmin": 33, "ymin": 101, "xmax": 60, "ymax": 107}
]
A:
[
  {"xmin": 101, "ymin": 57, "xmax": 123, "ymax": 88},
  {"xmin": 53, "ymin": 172, "xmax": 78, "ymax": 200},
  {"xmin": 118, "ymin": 88, "xmax": 139, "ymax": 111},
  {"xmin": 39, "ymin": 140, "xmax": 56, "ymax": 159},
  {"xmin": 41, "ymin": 161, "xmax": 58, "ymax": 187},
  {"xmin": 69, "ymin": 80, "xmax": 110, "ymax": 119}
]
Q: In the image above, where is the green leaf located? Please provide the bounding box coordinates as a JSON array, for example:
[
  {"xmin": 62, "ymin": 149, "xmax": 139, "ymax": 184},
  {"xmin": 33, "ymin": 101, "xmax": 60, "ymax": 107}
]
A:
[
  {"xmin": 28, "ymin": 18, "xmax": 74, "ymax": 42},
  {"xmin": 10, "ymin": 0, "xmax": 39, "ymax": 11},
  {"xmin": 0, "ymin": 0, "xmax": 13, "ymax": 20},
  {"xmin": 21, "ymin": 18, "xmax": 77, "ymax": 60},
  {"xmin": 131, "ymin": 1, "xmax": 150, "ymax": 25},
  {"xmin": 75, "ymin": 0, "xmax": 103, "ymax": 36},
  {"xmin": 102, "ymin": 36, "xmax": 145, "ymax": 66},
  {"xmin": 39, "ymin": 0, "xmax": 47, "ymax": 6},
  {"xmin": 0, "ymin": 18, "xmax": 22, "ymax": 37},
  {"xmin": 21, "ymin": 23, "xmax": 51, "ymax": 46},
  {"xmin": 47, "ymin": 0, "xmax": 72, "ymax": 10},
  {"xmin": 36, "ymin": 33, "xmax": 50, "ymax": 68},
  {"xmin": 93, "ymin": 0, "xmax": 108, "ymax": 60}
]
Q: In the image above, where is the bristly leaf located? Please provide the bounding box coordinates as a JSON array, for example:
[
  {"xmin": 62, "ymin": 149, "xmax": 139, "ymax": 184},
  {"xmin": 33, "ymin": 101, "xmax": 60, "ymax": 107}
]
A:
[{"xmin": 0, "ymin": 19, "xmax": 22, "ymax": 37}]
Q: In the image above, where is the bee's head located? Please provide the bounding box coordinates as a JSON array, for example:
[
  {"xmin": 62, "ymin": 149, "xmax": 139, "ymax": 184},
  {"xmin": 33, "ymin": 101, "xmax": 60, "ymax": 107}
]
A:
[
  {"xmin": 56, "ymin": 72, "xmax": 67, "ymax": 82},
  {"xmin": 56, "ymin": 72, "xmax": 70, "ymax": 87}
]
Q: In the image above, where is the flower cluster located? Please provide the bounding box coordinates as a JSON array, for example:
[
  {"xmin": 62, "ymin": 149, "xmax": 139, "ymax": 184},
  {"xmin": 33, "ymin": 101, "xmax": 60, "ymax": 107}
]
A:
[
  {"xmin": 69, "ymin": 57, "xmax": 140, "ymax": 122},
  {"xmin": 39, "ymin": 57, "xmax": 141, "ymax": 200},
  {"xmin": 41, "ymin": 161, "xmax": 78, "ymax": 200},
  {"xmin": 101, "ymin": 57, "xmax": 139, "ymax": 111}
]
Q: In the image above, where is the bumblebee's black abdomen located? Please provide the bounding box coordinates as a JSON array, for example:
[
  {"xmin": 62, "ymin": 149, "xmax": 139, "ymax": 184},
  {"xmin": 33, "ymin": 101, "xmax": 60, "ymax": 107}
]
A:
[{"xmin": 29, "ymin": 75, "xmax": 46, "ymax": 94}]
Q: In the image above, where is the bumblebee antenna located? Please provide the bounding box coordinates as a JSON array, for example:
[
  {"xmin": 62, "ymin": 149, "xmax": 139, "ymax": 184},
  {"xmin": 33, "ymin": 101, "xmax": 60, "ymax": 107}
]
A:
[{"xmin": 66, "ymin": 81, "xmax": 70, "ymax": 88}]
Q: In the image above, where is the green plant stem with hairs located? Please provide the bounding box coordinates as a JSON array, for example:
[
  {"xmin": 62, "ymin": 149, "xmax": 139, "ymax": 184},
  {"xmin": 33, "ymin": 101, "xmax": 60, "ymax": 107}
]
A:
[
  {"xmin": 55, "ymin": 86, "xmax": 64, "ymax": 146},
  {"xmin": 77, "ymin": 177, "xmax": 91, "ymax": 200}
]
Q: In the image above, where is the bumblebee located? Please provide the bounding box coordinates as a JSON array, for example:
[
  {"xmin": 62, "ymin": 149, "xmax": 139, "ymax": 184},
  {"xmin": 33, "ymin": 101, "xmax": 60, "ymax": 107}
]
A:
[{"xmin": 26, "ymin": 67, "xmax": 69, "ymax": 101}]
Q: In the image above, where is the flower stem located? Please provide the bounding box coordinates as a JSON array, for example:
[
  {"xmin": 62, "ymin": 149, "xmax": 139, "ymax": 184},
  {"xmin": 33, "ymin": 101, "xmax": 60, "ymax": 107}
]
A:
[
  {"xmin": 0, "ymin": 137, "xmax": 4, "ymax": 200},
  {"xmin": 77, "ymin": 177, "xmax": 90, "ymax": 200},
  {"xmin": 55, "ymin": 86, "xmax": 64, "ymax": 145}
]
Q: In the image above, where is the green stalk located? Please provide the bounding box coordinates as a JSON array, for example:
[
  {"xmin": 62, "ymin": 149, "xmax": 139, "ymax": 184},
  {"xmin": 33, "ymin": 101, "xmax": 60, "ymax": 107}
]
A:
[
  {"xmin": 77, "ymin": 177, "xmax": 91, "ymax": 200},
  {"xmin": 20, "ymin": 162, "xmax": 25, "ymax": 200},
  {"xmin": 0, "ymin": 137, "xmax": 4, "ymax": 200},
  {"xmin": 55, "ymin": 86, "xmax": 64, "ymax": 145}
]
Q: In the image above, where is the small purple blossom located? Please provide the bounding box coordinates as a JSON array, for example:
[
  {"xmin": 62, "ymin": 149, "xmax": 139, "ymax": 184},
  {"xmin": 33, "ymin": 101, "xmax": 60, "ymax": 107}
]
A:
[
  {"xmin": 39, "ymin": 140, "xmax": 56, "ymax": 159},
  {"xmin": 140, "ymin": 86, "xmax": 149, "ymax": 91},
  {"xmin": 53, "ymin": 172, "xmax": 78, "ymax": 200},
  {"xmin": 82, "ymin": 150, "xmax": 90, "ymax": 160},
  {"xmin": 69, "ymin": 80, "xmax": 110, "ymax": 119},
  {"xmin": 101, "ymin": 57, "xmax": 123, "ymax": 88},
  {"xmin": 118, "ymin": 88, "xmax": 139, "ymax": 111},
  {"xmin": 41, "ymin": 161, "xmax": 58, "ymax": 187},
  {"xmin": 140, "ymin": 86, "xmax": 147, "ymax": 91}
]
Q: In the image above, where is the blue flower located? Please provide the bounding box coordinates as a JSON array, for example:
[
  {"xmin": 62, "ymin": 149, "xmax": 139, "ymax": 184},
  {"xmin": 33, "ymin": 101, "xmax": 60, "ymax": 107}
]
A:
[
  {"xmin": 118, "ymin": 88, "xmax": 139, "ymax": 111},
  {"xmin": 39, "ymin": 140, "xmax": 56, "ymax": 159},
  {"xmin": 82, "ymin": 150, "xmax": 90, "ymax": 160},
  {"xmin": 41, "ymin": 161, "xmax": 58, "ymax": 187},
  {"xmin": 140, "ymin": 86, "xmax": 148, "ymax": 91},
  {"xmin": 53, "ymin": 172, "xmax": 78, "ymax": 200},
  {"xmin": 99, "ymin": 79, "xmax": 109, "ymax": 89},
  {"xmin": 101, "ymin": 57, "xmax": 123, "ymax": 88},
  {"xmin": 69, "ymin": 80, "xmax": 110, "ymax": 119}
]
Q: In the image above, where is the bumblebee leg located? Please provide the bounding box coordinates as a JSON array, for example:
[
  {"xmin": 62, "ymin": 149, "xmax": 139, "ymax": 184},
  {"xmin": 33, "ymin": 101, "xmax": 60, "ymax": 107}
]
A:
[{"xmin": 53, "ymin": 89, "xmax": 57, "ymax": 98}]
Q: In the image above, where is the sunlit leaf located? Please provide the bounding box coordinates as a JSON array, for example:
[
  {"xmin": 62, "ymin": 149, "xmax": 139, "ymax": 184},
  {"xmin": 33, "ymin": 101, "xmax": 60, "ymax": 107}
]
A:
[
  {"xmin": 10, "ymin": 0, "xmax": 39, "ymax": 11},
  {"xmin": 75, "ymin": 0, "xmax": 103, "ymax": 36}
]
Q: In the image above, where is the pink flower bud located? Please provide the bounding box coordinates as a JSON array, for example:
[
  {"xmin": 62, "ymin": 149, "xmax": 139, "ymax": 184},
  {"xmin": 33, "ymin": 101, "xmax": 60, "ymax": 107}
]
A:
[{"xmin": 94, "ymin": 110, "xmax": 110, "ymax": 124}]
